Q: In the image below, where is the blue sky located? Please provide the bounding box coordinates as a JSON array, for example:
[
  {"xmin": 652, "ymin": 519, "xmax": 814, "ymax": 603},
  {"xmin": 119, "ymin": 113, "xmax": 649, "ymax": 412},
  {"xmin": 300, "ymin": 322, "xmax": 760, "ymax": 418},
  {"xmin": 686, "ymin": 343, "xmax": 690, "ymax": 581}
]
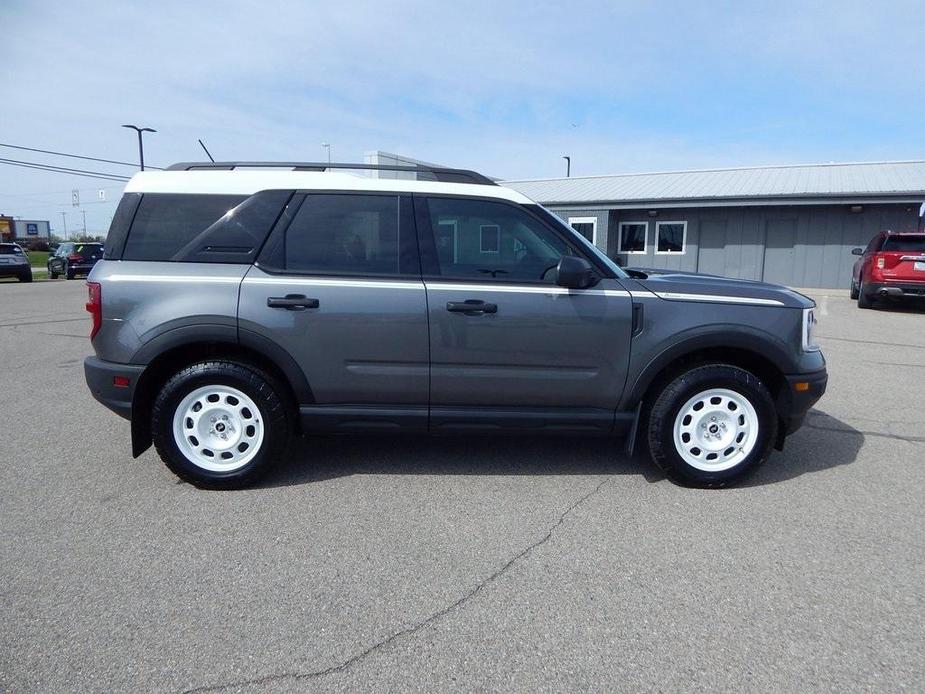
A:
[{"xmin": 1, "ymin": 0, "xmax": 923, "ymax": 234}]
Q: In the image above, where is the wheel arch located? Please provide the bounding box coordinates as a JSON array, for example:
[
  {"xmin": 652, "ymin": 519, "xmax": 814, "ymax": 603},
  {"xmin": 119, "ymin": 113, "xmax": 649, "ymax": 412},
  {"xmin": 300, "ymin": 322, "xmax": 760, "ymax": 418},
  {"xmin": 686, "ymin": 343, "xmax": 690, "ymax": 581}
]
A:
[{"xmin": 129, "ymin": 329, "xmax": 311, "ymax": 457}]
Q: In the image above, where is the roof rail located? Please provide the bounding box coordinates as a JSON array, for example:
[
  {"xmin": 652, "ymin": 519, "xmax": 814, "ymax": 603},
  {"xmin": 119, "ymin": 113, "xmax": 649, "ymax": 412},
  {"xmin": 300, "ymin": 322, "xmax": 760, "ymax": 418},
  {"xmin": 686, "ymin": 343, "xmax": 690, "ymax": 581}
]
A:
[{"xmin": 165, "ymin": 161, "xmax": 497, "ymax": 186}]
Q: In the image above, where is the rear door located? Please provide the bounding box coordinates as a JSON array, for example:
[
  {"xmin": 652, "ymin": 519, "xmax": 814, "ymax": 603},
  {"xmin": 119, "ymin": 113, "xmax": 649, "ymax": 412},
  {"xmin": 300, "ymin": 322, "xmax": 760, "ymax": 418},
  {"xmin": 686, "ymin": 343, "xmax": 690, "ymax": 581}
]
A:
[
  {"xmin": 416, "ymin": 195, "xmax": 633, "ymax": 432},
  {"xmin": 239, "ymin": 192, "xmax": 429, "ymax": 431}
]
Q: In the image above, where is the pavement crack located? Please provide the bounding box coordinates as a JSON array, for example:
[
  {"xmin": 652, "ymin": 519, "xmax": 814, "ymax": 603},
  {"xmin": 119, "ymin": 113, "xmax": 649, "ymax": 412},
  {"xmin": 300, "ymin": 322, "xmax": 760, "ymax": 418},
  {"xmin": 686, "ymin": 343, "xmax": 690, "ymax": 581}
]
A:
[
  {"xmin": 803, "ymin": 420, "xmax": 925, "ymax": 444},
  {"xmin": 181, "ymin": 477, "xmax": 611, "ymax": 693}
]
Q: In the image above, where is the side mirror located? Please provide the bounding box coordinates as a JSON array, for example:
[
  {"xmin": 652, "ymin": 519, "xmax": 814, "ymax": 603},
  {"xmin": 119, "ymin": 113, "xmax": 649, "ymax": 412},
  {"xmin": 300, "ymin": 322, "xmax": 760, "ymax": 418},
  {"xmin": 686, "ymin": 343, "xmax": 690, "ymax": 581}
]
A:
[
  {"xmin": 555, "ymin": 256, "xmax": 597, "ymax": 289},
  {"xmin": 851, "ymin": 247, "xmax": 863, "ymax": 256}
]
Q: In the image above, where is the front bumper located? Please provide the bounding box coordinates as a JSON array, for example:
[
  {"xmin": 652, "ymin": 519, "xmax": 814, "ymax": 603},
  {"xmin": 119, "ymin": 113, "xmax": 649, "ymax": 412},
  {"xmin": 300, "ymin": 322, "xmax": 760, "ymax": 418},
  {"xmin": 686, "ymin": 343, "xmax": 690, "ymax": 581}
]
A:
[
  {"xmin": 866, "ymin": 282, "xmax": 925, "ymax": 299},
  {"xmin": 84, "ymin": 356, "xmax": 146, "ymax": 420},
  {"xmin": 778, "ymin": 368, "xmax": 828, "ymax": 437}
]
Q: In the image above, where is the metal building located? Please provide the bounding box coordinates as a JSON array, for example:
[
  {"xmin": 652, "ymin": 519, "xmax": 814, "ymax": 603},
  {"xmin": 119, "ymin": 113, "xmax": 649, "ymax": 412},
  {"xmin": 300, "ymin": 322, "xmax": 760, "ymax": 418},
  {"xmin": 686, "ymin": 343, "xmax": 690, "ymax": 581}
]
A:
[{"xmin": 503, "ymin": 161, "xmax": 925, "ymax": 289}]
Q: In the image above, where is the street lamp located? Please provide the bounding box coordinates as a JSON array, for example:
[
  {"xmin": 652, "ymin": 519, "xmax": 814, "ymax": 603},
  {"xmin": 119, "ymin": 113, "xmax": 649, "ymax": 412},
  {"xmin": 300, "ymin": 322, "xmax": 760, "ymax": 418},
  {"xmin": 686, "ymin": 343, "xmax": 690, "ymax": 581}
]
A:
[
  {"xmin": 122, "ymin": 124, "xmax": 157, "ymax": 171},
  {"xmin": 321, "ymin": 142, "xmax": 331, "ymax": 164},
  {"xmin": 562, "ymin": 156, "xmax": 571, "ymax": 177}
]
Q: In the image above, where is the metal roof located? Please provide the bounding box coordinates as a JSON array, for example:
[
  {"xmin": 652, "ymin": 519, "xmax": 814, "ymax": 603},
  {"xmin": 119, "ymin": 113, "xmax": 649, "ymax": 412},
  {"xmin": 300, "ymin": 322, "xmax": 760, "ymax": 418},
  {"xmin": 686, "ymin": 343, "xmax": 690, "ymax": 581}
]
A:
[{"xmin": 502, "ymin": 160, "xmax": 925, "ymax": 207}]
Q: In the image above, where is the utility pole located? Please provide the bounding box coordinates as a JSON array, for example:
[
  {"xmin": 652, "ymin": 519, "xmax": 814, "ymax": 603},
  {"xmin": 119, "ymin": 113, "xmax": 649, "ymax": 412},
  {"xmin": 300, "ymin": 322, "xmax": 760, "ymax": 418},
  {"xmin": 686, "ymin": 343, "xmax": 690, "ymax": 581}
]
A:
[
  {"xmin": 562, "ymin": 156, "xmax": 571, "ymax": 177},
  {"xmin": 122, "ymin": 124, "xmax": 157, "ymax": 170},
  {"xmin": 81, "ymin": 210, "xmax": 87, "ymax": 236},
  {"xmin": 321, "ymin": 142, "xmax": 331, "ymax": 164},
  {"xmin": 61, "ymin": 212, "xmax": 68, "ymax": 239}
]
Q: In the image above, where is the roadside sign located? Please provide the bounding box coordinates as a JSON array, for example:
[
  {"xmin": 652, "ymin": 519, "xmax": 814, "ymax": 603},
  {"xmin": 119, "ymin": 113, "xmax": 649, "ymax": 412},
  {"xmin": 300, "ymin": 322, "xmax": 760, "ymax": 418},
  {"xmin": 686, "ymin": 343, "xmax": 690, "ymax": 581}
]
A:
[
  {"xmin": 72, "ymin": 189, "xmax": 79, "ymax": 207},
  {"xmin": 98, "ymin": 189, "xmax": 106, "ymax": 201}
]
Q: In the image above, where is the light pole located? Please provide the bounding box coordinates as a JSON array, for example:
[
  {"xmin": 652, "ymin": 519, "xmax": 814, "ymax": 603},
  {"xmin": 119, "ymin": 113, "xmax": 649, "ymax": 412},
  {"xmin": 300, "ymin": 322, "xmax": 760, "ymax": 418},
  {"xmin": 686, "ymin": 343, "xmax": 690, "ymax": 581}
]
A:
[
  {"xmin": 60, "ymin": 212, "xmax": 68, "ymax": 239},
  {"xmin": 81, "ymin": 210, "xmax": 87, "ymax": 237},
  {"xmin": 122, "ymin": 124, "xmax": 157, "ymax": 170},
  {"xmin": 321, "ymin": 142, "xmax": 331, "ymax": 164},
  {"xmin": 562, "ymin": 156, "xmax": 571, "ymax": 177}
]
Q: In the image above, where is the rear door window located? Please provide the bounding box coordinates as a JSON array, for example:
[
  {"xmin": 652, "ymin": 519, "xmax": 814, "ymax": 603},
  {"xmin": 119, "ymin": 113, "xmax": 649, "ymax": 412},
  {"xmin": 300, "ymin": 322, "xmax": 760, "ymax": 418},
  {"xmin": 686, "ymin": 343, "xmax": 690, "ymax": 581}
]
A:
[{"xmin": 270, "ymin": 193, "xmax": 417, "ymax": 277}]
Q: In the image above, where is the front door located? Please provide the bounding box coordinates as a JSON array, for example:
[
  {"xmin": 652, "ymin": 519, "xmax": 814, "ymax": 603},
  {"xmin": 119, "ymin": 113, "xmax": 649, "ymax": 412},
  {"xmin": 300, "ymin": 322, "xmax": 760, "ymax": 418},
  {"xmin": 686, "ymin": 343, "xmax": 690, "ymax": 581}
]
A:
[
  {"xmin": 239, "ymin": 193, "xmax": 429, "ymax": 431},
  {"xmin": 416, "ymin": 195, "xmax": 633, "ymax": 432}
]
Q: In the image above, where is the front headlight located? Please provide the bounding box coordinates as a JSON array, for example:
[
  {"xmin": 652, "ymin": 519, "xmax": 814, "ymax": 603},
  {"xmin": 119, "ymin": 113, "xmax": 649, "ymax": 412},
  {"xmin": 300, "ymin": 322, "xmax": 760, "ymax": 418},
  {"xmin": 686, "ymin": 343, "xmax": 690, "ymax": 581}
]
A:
[{"xmin": 802, "ymin": 307, "xmax": 820, "ymax": 352}]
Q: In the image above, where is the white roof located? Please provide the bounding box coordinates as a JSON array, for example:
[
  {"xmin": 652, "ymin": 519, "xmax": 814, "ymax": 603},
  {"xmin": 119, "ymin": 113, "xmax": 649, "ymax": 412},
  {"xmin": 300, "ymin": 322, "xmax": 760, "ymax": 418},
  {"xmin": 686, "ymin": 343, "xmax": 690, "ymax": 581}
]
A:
[
  {"xmin": 124, "ymin": 170, "xmax": 531, "ymax": 204},
  {"xmin": 503, "ymin": 160, "xmax": 925, "ymax": 206}
]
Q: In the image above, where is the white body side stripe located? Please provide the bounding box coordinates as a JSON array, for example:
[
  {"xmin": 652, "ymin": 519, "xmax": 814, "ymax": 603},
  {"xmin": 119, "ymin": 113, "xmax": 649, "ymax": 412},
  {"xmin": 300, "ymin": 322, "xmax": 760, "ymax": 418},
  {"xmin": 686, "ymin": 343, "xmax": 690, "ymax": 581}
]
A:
[{"xmin": 654, "ymin": 291, "xmax": 784, "ymax": 306}]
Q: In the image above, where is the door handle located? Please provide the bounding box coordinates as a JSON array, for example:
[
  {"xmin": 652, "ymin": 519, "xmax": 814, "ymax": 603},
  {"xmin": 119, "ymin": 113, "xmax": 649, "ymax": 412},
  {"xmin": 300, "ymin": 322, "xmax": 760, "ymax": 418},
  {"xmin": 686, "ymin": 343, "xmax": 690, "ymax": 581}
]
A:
[
  {"xmin": 446, "ymin": 300, "xmax": 498, "ymax": 315},
  {"xmin": 267, "ymin": 294, "xmax": 320, "ymax": 310}
]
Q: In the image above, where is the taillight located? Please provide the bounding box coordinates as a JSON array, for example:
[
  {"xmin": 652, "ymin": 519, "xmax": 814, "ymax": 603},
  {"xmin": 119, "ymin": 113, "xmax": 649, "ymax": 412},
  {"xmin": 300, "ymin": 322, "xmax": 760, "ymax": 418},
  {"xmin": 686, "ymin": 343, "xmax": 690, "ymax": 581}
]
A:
[
  {"xmin": 86, "ymin": 281, "xmax": 101, "ymax": 339},
  {"xmin": 67, "ymin": 253, "xmax": 82, "ymax": 262},
  {"xmin": 876, "ymin": 255, "xmax": 886, "ymax": 269}
]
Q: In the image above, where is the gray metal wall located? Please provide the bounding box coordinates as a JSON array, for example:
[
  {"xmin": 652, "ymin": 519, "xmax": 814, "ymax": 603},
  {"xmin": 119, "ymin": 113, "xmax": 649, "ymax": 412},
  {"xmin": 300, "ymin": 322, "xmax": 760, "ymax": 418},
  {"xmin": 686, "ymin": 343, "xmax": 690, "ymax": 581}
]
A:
[{"xmin": 553, "ymin": 203, "xmax": 920, "ymax": 289}]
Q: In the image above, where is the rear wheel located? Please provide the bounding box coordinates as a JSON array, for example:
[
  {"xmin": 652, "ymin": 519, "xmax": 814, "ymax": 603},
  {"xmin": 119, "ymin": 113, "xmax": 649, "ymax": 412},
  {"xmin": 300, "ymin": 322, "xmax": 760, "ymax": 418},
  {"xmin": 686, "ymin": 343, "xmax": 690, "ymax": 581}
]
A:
[
  {"xmin": 18, "ymin": 271, "xmax": 32, "ymax": 283},
  {"xmin": 647, "ymin": 364, "xmax": 777, "ymax": 488},
  {"xmin": 64, "ymin": 261, "xmax": 75, "ymax": 280},
  {"xmin": 857, "ymin": 281, "xmax": 873, "ymax": 309},
  {"xmin": 151, "ymin": 361, "xmax": 291, "ymax": 489},
  {"xmin": 849, "ymin": 278, "xmax": 859, "ymax": 300}
]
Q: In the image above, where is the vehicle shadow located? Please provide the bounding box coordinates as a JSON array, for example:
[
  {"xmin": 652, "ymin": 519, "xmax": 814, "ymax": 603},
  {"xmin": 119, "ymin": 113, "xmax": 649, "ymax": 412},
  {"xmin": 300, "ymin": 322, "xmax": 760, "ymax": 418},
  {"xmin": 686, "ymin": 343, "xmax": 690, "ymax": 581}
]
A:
[{"xmin": 261, "ymin": 409, "xmax": 863, "ymax": 489}]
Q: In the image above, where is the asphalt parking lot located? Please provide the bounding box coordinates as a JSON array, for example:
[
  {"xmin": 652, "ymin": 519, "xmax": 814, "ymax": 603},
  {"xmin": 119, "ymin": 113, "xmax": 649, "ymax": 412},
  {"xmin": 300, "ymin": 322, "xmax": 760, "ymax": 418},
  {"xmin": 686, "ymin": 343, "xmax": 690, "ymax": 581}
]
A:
[{"xmin": 1, "ymin": 280, "xmax": 923, "ymax": 693}]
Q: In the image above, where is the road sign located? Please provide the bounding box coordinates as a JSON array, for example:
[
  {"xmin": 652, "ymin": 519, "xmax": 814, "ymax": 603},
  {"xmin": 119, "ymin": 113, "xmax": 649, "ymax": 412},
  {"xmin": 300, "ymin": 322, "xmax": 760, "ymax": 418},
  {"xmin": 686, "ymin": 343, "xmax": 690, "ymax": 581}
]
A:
[
  {"xmin": 72, "ymin": 189, "xmax": 79, "ymax": 207},
  {"xmin": 98, "ymin": 189, "xmax": 106, "ymax": 201}
]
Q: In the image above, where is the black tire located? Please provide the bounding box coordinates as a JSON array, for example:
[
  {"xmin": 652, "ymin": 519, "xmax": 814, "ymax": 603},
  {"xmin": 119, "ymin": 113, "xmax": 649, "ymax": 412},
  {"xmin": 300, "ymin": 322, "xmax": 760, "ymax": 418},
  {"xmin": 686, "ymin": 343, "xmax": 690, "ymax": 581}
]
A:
[
  {"xmin": 49, "ymin": 268, "xmax": 59, "ymax": 280},
  {"xmin": 857, "ymin": 282, "xmax": 873, "ymax": 309},
  {"xmin": 849, "ymin": 279, "xmax": 859, "ymax": 300},
  {"xmin": 151, "ymin": 360, "xmax": 292, "ymax": 489},
  {"xmin": 646, "ymin": 364, "xmax": 778, "ymax": 488},
  {"xmin": 18, "ymin": 272, "xmax": 32, "ymax": 283},
  {"xmin": 64, "ymin": 262, "xmax": 75, "ymax": 280}
]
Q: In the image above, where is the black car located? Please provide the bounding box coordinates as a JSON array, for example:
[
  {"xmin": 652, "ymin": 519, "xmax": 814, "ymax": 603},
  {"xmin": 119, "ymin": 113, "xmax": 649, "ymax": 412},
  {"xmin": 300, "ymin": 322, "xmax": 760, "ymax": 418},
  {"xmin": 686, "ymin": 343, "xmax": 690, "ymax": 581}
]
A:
[
  {"xmin": 47, "ymin": 242, "xmax": 104, "ymax": 280},
  {"xmin": 0, "ymin": 243, "xmax": 32, "ymax": 282}
]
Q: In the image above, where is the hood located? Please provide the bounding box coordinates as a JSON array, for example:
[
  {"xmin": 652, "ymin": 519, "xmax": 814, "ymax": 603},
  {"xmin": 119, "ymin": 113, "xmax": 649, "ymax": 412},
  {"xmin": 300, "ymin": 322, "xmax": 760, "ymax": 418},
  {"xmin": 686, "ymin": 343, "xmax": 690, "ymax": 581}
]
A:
[{"xmin": 631, "ymin": 271, "xmax": 813, "ymax": 309}]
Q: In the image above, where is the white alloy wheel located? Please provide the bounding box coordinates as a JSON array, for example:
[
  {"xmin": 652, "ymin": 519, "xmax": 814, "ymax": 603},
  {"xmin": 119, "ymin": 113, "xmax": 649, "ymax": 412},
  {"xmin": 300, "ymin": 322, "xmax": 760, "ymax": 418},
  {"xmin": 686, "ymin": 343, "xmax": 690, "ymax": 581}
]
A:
[
  {"xmin": 672, "ymin": 388, "xmax": 759, "ymax": 472},
  {"xmin": 172, "ymin": 385, "xmax": 265, "ymax": 472}
]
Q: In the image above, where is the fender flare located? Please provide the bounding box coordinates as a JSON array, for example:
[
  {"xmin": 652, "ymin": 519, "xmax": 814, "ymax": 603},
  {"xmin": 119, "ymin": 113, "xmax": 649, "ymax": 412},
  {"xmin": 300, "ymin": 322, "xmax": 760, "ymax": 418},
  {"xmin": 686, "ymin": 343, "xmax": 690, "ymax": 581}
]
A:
[{"xmin": 620, "ymin": 326, "xmax": 795, "ymax": 411}]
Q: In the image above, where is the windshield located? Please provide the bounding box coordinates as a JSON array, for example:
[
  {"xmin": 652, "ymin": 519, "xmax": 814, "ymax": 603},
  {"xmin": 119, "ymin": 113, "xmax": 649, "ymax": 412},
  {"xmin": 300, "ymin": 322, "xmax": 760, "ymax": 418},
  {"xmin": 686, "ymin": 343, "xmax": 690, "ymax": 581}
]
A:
[
  {"xmin": 882, "ymin": 235, "xmax": 925, "ymax": 253},
  {"xmin": 0, "ymin": 245, "xmax": 24, "ymax": 255},
  {"xmin": 527, "ymin": 204, "xmax": 628, "ymax": 278}
]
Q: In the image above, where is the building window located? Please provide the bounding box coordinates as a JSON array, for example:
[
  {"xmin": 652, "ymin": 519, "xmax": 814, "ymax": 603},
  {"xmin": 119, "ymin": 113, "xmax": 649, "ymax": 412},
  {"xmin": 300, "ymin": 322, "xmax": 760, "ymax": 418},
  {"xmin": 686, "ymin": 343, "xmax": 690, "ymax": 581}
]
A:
[
  {"xmin": 656, "ymin": 221, "xmax": 687, "ymax": 254},
  {"xmin": 568, "ymin": 216, "xmax": 598, "ymax": 245},
  {"xmin": 618, "ymin": 222, "xmax": 647, "ymax": 254},
  {"xmin": 479, "ymin": 224, "xmax": 500, "ymax": 253}
]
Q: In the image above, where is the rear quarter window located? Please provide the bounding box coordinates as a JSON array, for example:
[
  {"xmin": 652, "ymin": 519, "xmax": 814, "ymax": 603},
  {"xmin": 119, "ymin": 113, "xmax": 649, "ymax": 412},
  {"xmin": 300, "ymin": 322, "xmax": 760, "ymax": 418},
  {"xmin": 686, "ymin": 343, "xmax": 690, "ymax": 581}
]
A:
[{"xmin": 122, "ymin": 194, "xmax": 247, "ymax": 261}]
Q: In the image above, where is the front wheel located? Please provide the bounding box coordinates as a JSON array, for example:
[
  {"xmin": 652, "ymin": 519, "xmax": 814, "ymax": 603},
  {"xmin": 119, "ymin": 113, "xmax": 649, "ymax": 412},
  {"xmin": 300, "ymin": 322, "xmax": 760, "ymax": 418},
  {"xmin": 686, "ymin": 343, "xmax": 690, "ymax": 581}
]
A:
[
  {"xmin": 646, "ymin": 364, "xmax": 778, "ymax": 488},
  {"xmin": 151, "ymin": 361, "xmax": 291, "ymax": 489},
  {"xmin": 18, "ymin": 272, "xmax": 32, "ymax": 283}
]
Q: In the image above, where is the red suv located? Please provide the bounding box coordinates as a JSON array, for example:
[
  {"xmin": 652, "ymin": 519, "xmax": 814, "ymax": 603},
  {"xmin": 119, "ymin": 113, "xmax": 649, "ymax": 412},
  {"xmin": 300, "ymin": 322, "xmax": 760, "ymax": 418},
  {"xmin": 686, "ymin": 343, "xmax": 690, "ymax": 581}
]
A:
[{"xmin": 851, "ymin": 231, "xmax": 925, "ymax": 308}]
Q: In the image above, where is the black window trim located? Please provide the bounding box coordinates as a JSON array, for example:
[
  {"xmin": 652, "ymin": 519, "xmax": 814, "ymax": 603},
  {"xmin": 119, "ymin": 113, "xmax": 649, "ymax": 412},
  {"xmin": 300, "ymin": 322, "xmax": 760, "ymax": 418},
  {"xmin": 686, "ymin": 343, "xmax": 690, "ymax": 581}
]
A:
[
  {"xmin": 413, "ymin": 193, "xmax": 616, "ymax": 286},
  {"xmin": 255, "ymin": 190, "xmax": 422, "ymax": 281}
]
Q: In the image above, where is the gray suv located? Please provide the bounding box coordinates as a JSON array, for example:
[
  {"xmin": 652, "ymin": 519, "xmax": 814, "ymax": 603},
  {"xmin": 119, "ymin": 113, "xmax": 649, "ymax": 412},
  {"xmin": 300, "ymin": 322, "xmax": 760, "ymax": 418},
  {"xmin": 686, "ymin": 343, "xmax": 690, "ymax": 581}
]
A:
[{"xmin": 84, "ymin": 162, "xmax": 827, "ymax": 489}]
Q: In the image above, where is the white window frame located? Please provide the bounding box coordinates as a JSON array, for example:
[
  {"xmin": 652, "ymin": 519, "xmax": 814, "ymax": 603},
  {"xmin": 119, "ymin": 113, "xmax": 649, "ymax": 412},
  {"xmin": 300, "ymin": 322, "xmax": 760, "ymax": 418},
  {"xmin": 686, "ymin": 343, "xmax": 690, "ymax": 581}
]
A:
[
  {"xmin": 437, "ymin": 219, "xmax": 459, "ymax": 262},
  {"xmin": 568, "ymin": 216, "xmax": 598, "ymax": 246},
  {"xmin": 479, "ymin": 224, "xmax": 500, "ymax": 254},
  {"xmin": 655, "ymin": 220, "xmax": 687, "ymax": 255},
  {"xmin": 618, "ymin": 221, "xmax": 648, "ymax": 255}
]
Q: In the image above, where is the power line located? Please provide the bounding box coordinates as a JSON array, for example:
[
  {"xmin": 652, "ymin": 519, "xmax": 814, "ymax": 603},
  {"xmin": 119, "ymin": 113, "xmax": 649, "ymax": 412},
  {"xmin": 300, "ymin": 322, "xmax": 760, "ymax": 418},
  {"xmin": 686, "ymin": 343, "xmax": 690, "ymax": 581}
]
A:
[
  {"xmin": 0, "ymin": 142, "xmax": 164, "ymax": 170},
  {"xmin": 0, "ymin": 158, "xmax": 130, "ymax": 182}
]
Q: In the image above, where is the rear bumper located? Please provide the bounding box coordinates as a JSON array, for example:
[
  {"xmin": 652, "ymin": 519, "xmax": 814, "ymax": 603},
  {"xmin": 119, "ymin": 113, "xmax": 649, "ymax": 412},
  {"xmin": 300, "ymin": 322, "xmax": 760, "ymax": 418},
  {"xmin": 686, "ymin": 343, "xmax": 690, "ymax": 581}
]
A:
[
  {"xmin": 866, "ymin": 281, "xmax": 925, "ymax": 299},
  {"xmin": 779, "ymin": 368, "xmax": 828, "ymax": 436},
  {"xmin": 84, "ymin": 356, "xmax": 145, "ymax": 420},
  {"xmin": 0, "ymin": 265, "xmax": 31, "ymax": 277}
]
